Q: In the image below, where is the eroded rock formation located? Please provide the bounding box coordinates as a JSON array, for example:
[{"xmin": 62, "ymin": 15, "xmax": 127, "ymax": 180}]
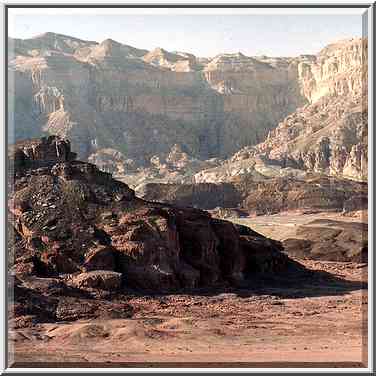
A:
[
  {"xmin": 138, "ymin": 173, "xmax": 367, "ymax": 216},
  {"xmin": 212, "ymin": 38, "xmax": 368, "ymax": 182},
  {"xmin": 137, "ymin": 182, "xmax": 241, "ymax": 210},
  {"xmin": 9, "ymin": 34, "xmax": 367, "ymax": 181},
  {"xmin": 235, "ymin": 174, "xmax": 367, "ymax": 216},
  {"xmin": 8, "ymin": 137, "xmax": 299, "ymax": 327}
]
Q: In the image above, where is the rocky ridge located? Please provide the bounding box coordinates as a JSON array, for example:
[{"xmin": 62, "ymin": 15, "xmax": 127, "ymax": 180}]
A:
[
  {"xmin": 282, "ymin": 219, "xmax": 367, "ymax": 263},
  {"xmin": 9, "ymin": 33, "xmax": 366, "ymax": 176},
  {"xmin": 139, "ymin": 173, "xmax": 367, "ymax": 217}
]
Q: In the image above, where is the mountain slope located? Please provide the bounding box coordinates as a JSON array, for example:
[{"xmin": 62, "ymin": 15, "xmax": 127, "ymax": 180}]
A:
[
  {"xmin": 194, "ymin": 38, "xmax": 368, "ymax": 182},
  {"xmin": 253, "ymin": 38, "xmax": 368, "ymax": 181}
]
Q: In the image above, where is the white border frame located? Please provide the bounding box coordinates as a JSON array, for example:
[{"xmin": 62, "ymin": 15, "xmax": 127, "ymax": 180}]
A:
[{"xmin": 1, "ymin": 1, "xmax": 373, "ymax": 373}]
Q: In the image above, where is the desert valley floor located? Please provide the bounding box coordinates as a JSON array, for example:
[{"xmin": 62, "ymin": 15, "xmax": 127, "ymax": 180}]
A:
[
  {"xmin": 10, "ymin": 211, "xmax": 367, "ymax": 368},
  {"xmin": 7, "ymin": 32, "xmax": 369, "ymax": 368}
]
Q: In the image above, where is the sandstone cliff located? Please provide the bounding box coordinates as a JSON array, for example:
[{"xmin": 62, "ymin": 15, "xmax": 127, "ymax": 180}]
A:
[
  {"xmin": 9, "ymin": 34, "xmax": 367, "ymax": 182},
  {"xmin": 194, "ymin": 38, "xmax": 368, "ymax": 182},
  {"xmin": 252, "ymin": 38, "xmax": 368, "ymax": 181},
  {"xmin": 9, "ymin": 32, "xmax": 306, "ymax": 165}
]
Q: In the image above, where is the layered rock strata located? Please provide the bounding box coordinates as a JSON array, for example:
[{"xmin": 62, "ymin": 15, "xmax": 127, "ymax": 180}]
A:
[{"xmin": 10, "ymin": 34, "xmax": 363, "ymax": 169}]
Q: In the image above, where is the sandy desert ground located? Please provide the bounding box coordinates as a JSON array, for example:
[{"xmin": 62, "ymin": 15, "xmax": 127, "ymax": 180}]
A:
[{"xmin": 9, "ymin": 212, "xmax": 368, "ymax": 368}]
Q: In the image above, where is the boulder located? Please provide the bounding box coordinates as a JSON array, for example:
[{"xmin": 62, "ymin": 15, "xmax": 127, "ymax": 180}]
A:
[
  {"xmin": 71, "ymin": 270, "xmax": 122, "ymax": 290},
  {"xmin": 83, "ymin": 245, "xmax": 116, "ymax": 271}
]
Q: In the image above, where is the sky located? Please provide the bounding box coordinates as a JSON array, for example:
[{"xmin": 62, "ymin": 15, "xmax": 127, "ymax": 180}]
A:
[{"xmin": 8, "ymin": 10, "xmax": 365, "ymax": 57}]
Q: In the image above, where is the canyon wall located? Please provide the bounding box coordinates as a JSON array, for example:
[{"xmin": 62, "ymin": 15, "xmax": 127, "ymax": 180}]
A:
[
  {"xmin": 8, "ymin": 33, "xmax": 367, "ymax": 181},
  {"xmin": 8, "ymin": 33, "xmax": 305, "ymax": 164},
  {"xmin": 253, "ymin": 38, "xmax": 368, "ymax": 181}
]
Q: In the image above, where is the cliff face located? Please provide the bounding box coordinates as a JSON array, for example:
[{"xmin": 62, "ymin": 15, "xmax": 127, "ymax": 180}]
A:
[
  {"xmin": 253, "ymin": 38, "xmax": 368, "ymax": 181},
  {"xmin": 8, "ymin": 34, "xmax": 367, "ymax": 181},
  {"xmin": 255, "ymin": 94, "xmax": 368, "ymax": 181},
  {"xmin": 297, "ymin": 39, "xmax": 366, "ymax": 103},
  {"xmin": 195, "ymin": 38, "xmax": 367, "ymax": 182},
  {"xmin": 9, "ymin": 32, "xmax": 306, "ymax": 165},
  {"xmin": 201, "ymin": 53, "xmax": 305, "ymax": 156}
]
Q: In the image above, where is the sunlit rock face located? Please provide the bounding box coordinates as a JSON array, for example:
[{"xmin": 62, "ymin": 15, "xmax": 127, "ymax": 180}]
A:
[
  {"xmin": 297, "ymin": 38, "xmax": 366, "ymax": 103},
  {"xmin": 252, "ymin": 39, "xmax": 368, "ymax": 181},
  {"xmin": 8, "ymin": 34, "xmax": 367, "ymax": 181},
  {"xmin": 196, "ymin": 38, "xmax": 367, "ymax": 182},
  {"xmin": 8, "ymin": 33, "xmax": 303, "ymax": 163}
]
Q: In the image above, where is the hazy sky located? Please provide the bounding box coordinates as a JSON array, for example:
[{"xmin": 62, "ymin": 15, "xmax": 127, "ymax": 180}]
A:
[{"xmin": 8, "ymin": 11, "xmax": 365, "ymax": 57}]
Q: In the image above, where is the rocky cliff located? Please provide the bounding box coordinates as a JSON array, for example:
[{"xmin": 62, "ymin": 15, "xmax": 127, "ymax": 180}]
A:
[
  {"xmin": 8, "ymin": 32, "xmax": 305, "ymax": 165},
  {"xmin": 208, "ymin": 38, "xmax": 368, "ymax": 182},
  {"xmin": 139, "ymin": 173, "xmax": 367, "ymax": 217},
  {"xmin": 8, "ymin": 34, "xmax": 367, "ymax": 181},
  {"xmin": 297, "ymin": 39, "xmax": 365, "ymax": 103}
]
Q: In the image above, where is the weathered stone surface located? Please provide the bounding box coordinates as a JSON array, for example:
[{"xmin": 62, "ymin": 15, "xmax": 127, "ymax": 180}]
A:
[
  {"xmin": 83, "ymin": 245, "xmax": 116, "ymax": 272},
  {"xmin": 9, "ymin": 34, "xmax": 367, "ymax": 185},
  {"xmin": 138, "ymin": 182, "xmax": 241, "ymax": 210},
  {"xmin": 140, "ymin": 173, "xmax": 367, "ymax": 216},
  {"xmin": 241, "ymin": 236, "xmax": 289, "ymax": 274},
  {"xmin": 71, "ymin": 271, "xmax": 122, "ymax": 290},
  {"xmin": 251, "ymin": 94, "xmax": 368, "ymax": 182},
  {"xmin": 9, "ymin": 135, "xmax": 76, "ymax": 170},
  {"xmin": 9, "ymin": 137, "xmax": 291, "ymax": 295},
  {"xmin": 297, "ymin": 38, "xmax": 366, "ymax": 103},
  {"xmin": 237, "ymin": 175, "xmax": 367, "ymax": 215},
  {"xmin": 210, "ymin": 219, "xmax": 245, "ymax": 282},
  {"xmin": 282, "ymin": 219, "xmax": 367, "ymax": 262}
]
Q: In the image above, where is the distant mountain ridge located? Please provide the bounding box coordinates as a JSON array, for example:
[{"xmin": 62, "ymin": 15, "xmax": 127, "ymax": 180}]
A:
[{"xmin": 8, "ymin": 32, "xmax": 367, "ymax": 181}]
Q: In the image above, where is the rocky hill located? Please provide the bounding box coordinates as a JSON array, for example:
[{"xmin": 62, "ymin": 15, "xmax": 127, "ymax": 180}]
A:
[
  {"xmin": 8, "ymin": 136, "xmax": 302, "ymax": 326},
  {"xmin": 10, "ymin": 33, "xmax": 366, "ymax": 172},
  {"xmin": 282, "ymin": 219, "xmax": 367, "ymax": 263}
]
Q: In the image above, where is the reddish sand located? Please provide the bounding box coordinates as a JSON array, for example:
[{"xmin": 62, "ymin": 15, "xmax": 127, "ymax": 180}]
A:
[{"xmin": 10, "ymin": 257, "xmax": 367, "ymax": 368}]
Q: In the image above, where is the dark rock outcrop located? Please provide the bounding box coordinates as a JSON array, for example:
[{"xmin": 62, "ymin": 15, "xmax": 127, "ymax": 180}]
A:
[
  {"xmin": 69, "ymin": 271, "xmax": 122, "ymax": 291},
  {"xmin": 9, "ymin": 135, "xmax": 76, "ymax": 170},
  {"xmin": 236, "ymin": 175, "xmax": 367, "ymax": 216},
  {"xmin": 8, "ymin": 137, "xmax": 296, "ymax": 326}
]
